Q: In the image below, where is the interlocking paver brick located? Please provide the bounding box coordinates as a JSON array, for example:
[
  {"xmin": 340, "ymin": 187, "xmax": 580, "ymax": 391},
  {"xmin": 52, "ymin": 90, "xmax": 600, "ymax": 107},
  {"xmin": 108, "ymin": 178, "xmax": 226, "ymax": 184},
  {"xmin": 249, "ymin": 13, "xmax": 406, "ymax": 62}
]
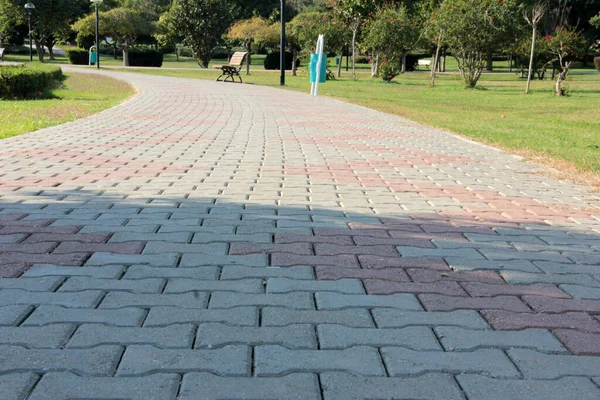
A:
[
  {"xmin": 23, "ymin": 306, "xmax": 147, "ymax": 327},
  {"xmin": 316, "ymin": 292, "xmax": 421, "ymax": 310},
  {"xmin": 164, "ymin": 278, "xmax": 263, "ymax": 294},
  {"xmin": 59, "ymin": 277, "xmax": 165, "ymax": 293},
  {"xmin": 0, "ymin": 324, "xmax": 75, "ymax": 348},
  {"xmin": 523, "ymin": 295, "xmax": 600, "ymax": 313},
  {"xmin": 501, "ymin": 271, "xmax": 600, "ymax": 286},
  {"xmin": 143, "ymin": 306, "xmax": 258, "ymax": 327},
  {"xmin": 435, "ymin": 326, "xmax": 568, "ymax": 353},
  {"xmin": 406, "ymin": 268, "xmax": 504, "ymax": 283},
  {"xmin": 560, "ymin": 284, "xmax": 600, "ymax": 299},
  {"xmin": 508, "ymin": 348, "xmax": 600, "ymax": 379},
  {"xmin": 68, "ymin": 324, "xmax": 196, "ymax": 349},
  {"xmin": 553, "ymin": 330, "xmax": 600, "ymax": 355},
  {"xmin": 180, "ymin": 253, "xmax": 268, "ymax": 267},
  {"xmin": 262, "ymin": 308, "xmax": 374, "ymax": 327},
  {"xmin": 373, "ymin": 309, "xmax": 489, "ymax": 329},
  {"xmin": 318, "ymin": 325, "xmax": 440, "ymax": 350},
  {"xmin": 457, "ymin": 375, "xmax": 600, "ymax": 400},
  {"xmin": 28, "ymin": 373, "xmax": 180, "ymax": 400},
  {"xmin": 0, "ymin": 276, "xmax": 62, "ymax": 291},
  {"xmin": 254, "ymin": 345, "xmax": 386, "ymax": 376},
  {"xmin": 315, "ymin": 266, "xmax": 410, "ymax": 282},
  {"xmin": 0, "ymin": 345, "xmax": 122, "ymax": 375},
  {"xmin": 22, "ymin": 264, "xmax": 125, "ymax": 278},
  {"xmin": 123, "ymin": 265, "xmax": 219, "ymax": 280},
  {"xmin": 195, "ymin": 323, "xmax": 317, "ymax": 349},
  {"xmin": 179, "ymin": 373, "xmax": 320, "ymax": 400},
  {"xmin": 0, "ymin": 373, "xmax": 38, "ymax": 400},
  {"xmin": 267, "ymin": 278, "xmax": 364, "ymax": 294},
  {"xmin": 271, "ymin": 253, "xmax": 359, "ymax": 268},
  {"xmin": 117, "ymin": 345, "xmax": 250, "ymax": 376},
  {"xmin": 419, "ymin": 294, "xmax": 532, "ymax": 312},
  {"xmin": 220, "ymin": 266, "xmax": 314, "ymax": 280},
  {"xmin": 364, "ymin": 280, "xmax": 468, "ymax": 296},
  {"xmin": 321, "ymin": 372, "xmax": 464, "ymax": 400},
  {"xmin": 100, "ymin": 292, "xmax": 209, "ymax": 309},
  {"xmin": 482, "ymin": 310, "xmax": 600, "ymax": 333},
  {"xmin": 358, "ymin": 255, "xmax": 450, "ymax": 270},
  {"xmin": 0, "ymin": 305, "xmax": 33, "ymax": 326},
  {"xmin": 382, "ymin": 347, "xmax": 520, "ymax": 378},
  {"xmin": 461, "ymin": 282, "xmax": 568, "ymax": 298},
  {"xmin": 86, "ymin": 252, "xmax": 179, "ymax": 267},
  {"xmin": 209, "ymin": 292, "xmax": 313, "ymax": 309},
  {"xmin": 0, "ymin": 289, "xmax": 103, "ymax": 308}
]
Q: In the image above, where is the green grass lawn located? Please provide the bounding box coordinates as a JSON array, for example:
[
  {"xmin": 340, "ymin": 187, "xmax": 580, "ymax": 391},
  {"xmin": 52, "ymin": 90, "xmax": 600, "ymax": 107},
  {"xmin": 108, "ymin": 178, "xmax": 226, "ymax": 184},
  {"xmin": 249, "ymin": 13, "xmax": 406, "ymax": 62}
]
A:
[
  {"xmin": 110, "ymin": 66, "xmax": 600, "ymax": 183},
  {"xmin": 0, "ymin": 72, "xmax": 134, "ymax": 139}
]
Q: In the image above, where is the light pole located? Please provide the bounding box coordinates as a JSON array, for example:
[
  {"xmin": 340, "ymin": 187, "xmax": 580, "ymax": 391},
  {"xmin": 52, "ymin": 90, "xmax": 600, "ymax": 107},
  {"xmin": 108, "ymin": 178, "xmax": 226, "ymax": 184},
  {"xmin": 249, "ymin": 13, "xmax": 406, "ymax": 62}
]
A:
[
  {"xmin": 90, "ymin": 0, "xmax": 103, "ymax": 69},
  {"xmin": 24, "ymin": 3, "xmax": 35, "ymax": 62},
  {"xmin": 280, "ymin": 0, "xmax": 286, "ymax": 86}
]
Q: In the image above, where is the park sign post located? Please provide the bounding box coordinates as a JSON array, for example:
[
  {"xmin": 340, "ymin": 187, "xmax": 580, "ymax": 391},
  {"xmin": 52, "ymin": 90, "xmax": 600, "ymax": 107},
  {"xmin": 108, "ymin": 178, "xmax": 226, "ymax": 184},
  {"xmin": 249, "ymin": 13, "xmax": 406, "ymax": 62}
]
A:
[{"xmin": 310, "ymin": 34, "xmax": 326, "ymax": 97}]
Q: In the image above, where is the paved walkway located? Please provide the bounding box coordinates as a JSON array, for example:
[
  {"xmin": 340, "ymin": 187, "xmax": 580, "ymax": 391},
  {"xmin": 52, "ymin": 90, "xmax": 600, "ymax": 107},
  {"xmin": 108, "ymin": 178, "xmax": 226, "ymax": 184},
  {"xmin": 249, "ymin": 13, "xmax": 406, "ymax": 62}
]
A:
[{"xmin": 1, "ymin": 68, "xmax": 600, "ymax": 399}]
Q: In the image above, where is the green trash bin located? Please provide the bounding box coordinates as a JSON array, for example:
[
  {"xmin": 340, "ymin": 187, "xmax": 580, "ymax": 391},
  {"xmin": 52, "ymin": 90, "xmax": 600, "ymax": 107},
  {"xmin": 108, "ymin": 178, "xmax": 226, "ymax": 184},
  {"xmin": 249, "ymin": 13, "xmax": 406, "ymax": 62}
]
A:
[
  {"xmin": 90, "ymin": 49, "xmax": 97, "ymax": 65},
  {"xmin": 309, "ymin": 53, "xmax": 327, "ymax": 83}
]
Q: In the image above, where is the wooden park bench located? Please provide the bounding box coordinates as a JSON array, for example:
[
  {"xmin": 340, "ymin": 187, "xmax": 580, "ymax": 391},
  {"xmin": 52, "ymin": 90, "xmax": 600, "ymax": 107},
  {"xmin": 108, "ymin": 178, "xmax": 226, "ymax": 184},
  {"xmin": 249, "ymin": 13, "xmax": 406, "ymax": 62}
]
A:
[
  {"xmin": 214, "ymin": 51, "xmax": 248, "ymax": 83},
  {"xmin": 418, "ymin": 59, "xmax": 431, "ymax": 70},
  {"xmin": 0, "ymin": 48, "xmax": 5, "ymax": 62}
]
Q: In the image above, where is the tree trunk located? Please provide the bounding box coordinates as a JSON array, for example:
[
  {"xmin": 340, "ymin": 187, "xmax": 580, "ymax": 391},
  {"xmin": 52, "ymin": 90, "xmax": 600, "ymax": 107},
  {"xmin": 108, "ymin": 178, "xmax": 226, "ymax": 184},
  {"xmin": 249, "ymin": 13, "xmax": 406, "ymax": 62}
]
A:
[
  {"xmin": 442, "ymin": 50, "xmax": 447, "ymax": 72},
  {"xmin": 401, "ymin": 53, "xmax": 407, "ymax": 73},
  {"xmin": 337, "ymin": 52, "xmax": 342, "ymax": 77},
  {"xmin": 175, "ymin": 46, "xmax": 179, "ymax": 62},
  {"xmin": 555, "ymin": 61, "xmax": 570, "ymax": 96},
  {"xmin": 351, "ymin": 28, "xmax": 357, "ymax": 80},
  {"xmin": 123, "ymin": 48, "xmax": 129, "ymax": 66},
  {"xmin": 48, "ymin": 43, "xmax": 55, "ymax": 61},
  {"xmin": 36, "ymin": 42, "xmax": 44, "ymax": 62},
  {"xmin": 526, "ymin": 26, "xmax": 537, "ymax": 94},
  {"xmin": 245, "ymin": 42, "xmax": 251, "ymax": 75},
  {"xmin": 486, "ymin": 49, "xmax": 493, "ymax": 71},
  {"xmin": 430, "ymin": 35, "xmax": 443, "ymax": 87}
]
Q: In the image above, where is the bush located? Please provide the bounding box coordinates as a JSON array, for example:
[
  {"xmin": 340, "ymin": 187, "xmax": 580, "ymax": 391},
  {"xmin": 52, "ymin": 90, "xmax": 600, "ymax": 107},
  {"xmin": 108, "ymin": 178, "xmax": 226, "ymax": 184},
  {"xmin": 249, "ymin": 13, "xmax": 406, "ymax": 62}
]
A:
[
  {"xmin": 264, "ymin": 51, "xmax": 299, "ymax": 70},
  {"xmin": 65, "ymin": 49, "xmax": 90, "ymax": 65},
  {"xmin": 0, "ymin": 64, "xmax": 63, "ymax": 99},
  {"xmin": 128, "ymin": 50, "xmax": 163, "ymax": 67},
  {"xmin": 595, "ymin": 57, "xmax": 600, "ymax": 72},
  {"xmin": 405, "ymin": 53, "xmax": 431, "ymax": 71}
]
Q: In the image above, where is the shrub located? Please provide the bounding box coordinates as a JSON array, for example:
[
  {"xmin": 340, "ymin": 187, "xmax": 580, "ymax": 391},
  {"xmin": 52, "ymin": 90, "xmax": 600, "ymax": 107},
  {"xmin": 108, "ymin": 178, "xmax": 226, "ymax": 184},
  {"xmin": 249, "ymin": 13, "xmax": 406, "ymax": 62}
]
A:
[
  {"xmin": 128, "ymin": 50, "xmax": 164, "ymax": 67},
  {"xmin": 405, "ymin": 53, "xmax": 431, "ymax": 71},
  {"xmin": 65, "ymin": 49, "xmax": 90, "ymax": 65},
  {"xmin": 264, "ymin": 51, "xmax": 299, "ymax": 70},
  {"xmin": 0, "ymin": 64, "xmax": 63, "ymax": 99}
]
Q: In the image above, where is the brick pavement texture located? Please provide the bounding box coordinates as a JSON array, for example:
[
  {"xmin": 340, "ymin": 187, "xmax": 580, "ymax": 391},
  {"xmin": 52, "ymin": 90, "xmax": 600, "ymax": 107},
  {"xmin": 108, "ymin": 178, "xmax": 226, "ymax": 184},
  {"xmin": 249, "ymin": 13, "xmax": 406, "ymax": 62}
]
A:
[{"xmin": 0, "ymin": 67, "xmax": 600, "ymax": 399}]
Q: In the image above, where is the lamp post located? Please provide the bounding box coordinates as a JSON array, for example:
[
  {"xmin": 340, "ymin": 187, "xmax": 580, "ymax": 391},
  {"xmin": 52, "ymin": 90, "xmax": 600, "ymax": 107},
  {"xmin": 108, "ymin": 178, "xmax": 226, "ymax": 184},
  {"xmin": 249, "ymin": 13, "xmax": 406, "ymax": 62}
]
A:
[
  {"xmin": 90, "ymin": 0, "xmax": 103, "ymax": 69},
  {"xmin": 24, "ymin": 3, "xmax": 35, "ymax": 62},
  {"xmin": 280, "ymin": 0, "xmax": 285, "ymax": 86}
]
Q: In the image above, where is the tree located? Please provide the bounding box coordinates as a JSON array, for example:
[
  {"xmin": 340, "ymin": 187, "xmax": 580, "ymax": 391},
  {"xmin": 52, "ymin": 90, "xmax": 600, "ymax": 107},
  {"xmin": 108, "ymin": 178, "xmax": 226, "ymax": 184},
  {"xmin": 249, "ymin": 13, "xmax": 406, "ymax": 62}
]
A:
[
  {"xmin": 226, "ymin": 17, "xmax": 272, "ymax": 75},
  {"xmin": 161, "ymin": 0, "xmax": 234, "ymax": 68},
  {"xmin": 426, "ymin": 0, "xmax": 520, "ymax": 88},
  {"xmin": 0, "ymin": 0, "xmax": 23, "ymax": 50},
  {"xmin": 362, "ymin": 6, "xmax": 418, "ymax": 81},
  {"xmin": 592, "ymin": 12, "xmax": 600, "ymax": 29},
  {"xmin": 72, "ymin": 8, "xmax": 154, "ymax": 66},
  {"xmin": 514, "ymin": 32, "xmax": 553, "ymax": 79},
  {"xmin": 155, "ymin": 10, "xmax": 183, "ymax": 60},
  {"xmin": 523, "ymin": 1, "xmax": 548, "ymax": 94},
  {"xmin": 546, "ymin": 26, "xmax": 587, "ymax": 95}
]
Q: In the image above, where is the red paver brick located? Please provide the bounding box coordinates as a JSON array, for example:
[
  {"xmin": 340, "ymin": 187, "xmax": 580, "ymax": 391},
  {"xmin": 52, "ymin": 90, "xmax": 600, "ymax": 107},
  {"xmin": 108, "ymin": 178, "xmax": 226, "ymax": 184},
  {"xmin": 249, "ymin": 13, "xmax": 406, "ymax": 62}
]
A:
[
  {"xmin": 23, "ymin": 233, "xmax": 112, "ymax": 244},
  {"xmin": 229, "ymin": 242, "xmax": 313, "ymax": 255},
  {"xmin": 359, "ymin": 255, "xmax": 449, "ymax": 270},
  {"xmin": 275, "ymin": 234, "xmax": 353, "ymax": 246},
  {"xmin": 0, "ymin": 252, "xmax": 89, "ymax": 266},
  {"xmin": 0, "ymin": 226, "xmax": 81, "ymax": 235},
  {"xmin": 553, "ymin": 330, "xmax": 600, "ymax": 355},
  {"xmin": 482, "ymin": 310, "xmax": 600, "ymax": 333},
  {"xmin": 388, "ymin": 230, "xmax": 468, "ymax": 242},
  {"xmin": 271, "ymin": 253, "xmax": 359, "ymax": 268},
  {"xmin": 0, "ymin": 242, "xmax": 58, "ymax": 253},
  {"xmin": 53, "ymin": 242, "xmax": 146, "ymax": 255},
  {"xmin": 314, "ymin": 244, "xmax": 399, "ymax": 257},
  {"xmin": 419, "ymin": 294, "xmax": 531, "ymax": 312},
  {"xmin": 461, "ymin": 283, "xmax": 569, "ymax": 298},
  {"xmin": 421, "ymin": 224, "xmax": 497, "ymax": 235},
  {"xmin": 407, "ymin": 269, "xmax": 504, "ymax": 284},
  {"xmin": 352, "ymin": 236, "xmax": 435, "ymax": 248},
  {"xmin": 0, "ymin": 219, "xmax": 53, "ymax": 227},
  {"xmin": 523, "ymin": 296, "xmax": 600, "ymax": 313},
  {"xmin": 315, "ymin": 266, "xmax": 410, "ymax": 282},
  {"xmin": 0, "ymin": 262, "xmax": 29, "ymax": 278},
  {"xmin": 314, "ymin": 228, "xmax": 389, "ymax": 238},
  {"xmin": 364, "ymin": 280, "xmax": 467, "ymax": 296}
]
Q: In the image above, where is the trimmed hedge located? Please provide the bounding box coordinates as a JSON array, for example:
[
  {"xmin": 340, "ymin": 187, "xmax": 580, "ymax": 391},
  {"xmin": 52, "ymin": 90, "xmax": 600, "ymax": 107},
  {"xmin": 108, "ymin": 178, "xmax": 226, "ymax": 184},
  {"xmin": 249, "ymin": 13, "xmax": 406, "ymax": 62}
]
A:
[
  {"xmin": 0, "ymin": 64, "xmax": 63, "ymax": 99},
  {"xmin": 128, "ymin": 50, "xmax": 163, "ymax": 67},
  {"xmin": 264, "ymin": 51, "xmax": 299, "ymax": 70},
  {"xmin": 65, "ymin": 49, "xmax": 90, "ymax": 65}
]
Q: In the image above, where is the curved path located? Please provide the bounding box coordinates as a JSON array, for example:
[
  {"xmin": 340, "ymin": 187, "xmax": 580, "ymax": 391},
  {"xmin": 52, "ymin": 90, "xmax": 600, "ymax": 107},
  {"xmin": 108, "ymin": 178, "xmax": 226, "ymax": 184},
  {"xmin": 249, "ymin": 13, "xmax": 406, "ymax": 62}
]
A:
[{"xmin": 0, "ymin": 68, "xmax": 599, "ymax": 399}]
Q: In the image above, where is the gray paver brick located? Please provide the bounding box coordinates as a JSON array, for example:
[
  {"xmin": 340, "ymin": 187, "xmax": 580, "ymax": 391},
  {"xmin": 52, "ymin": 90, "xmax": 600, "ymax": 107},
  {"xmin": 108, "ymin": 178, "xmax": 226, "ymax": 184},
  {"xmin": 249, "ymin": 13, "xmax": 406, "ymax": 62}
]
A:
[
  {"xmin": 28, "ymin": 373, "xmax": 180, "ymax": 400},
  {"xmin": 321, "ymin": 372, "xmax": 464, "ymax": 400},
  {"xmin": 0, "ymin": 277, "xmax": 63, "ymax": 291},
  {"xmin": 220, "ymin": 266, "xmax": 314, "ymax": 280},
  {"xmin": 191, "ymin": 233, "xmax": 272, "ymax": 244},
  {"xmin": 123, "ymin": 265, "xmax": 219, "ymax": 280},
  {"xmin": 382, "ymin": 347, "xmax": 520, "ymax": 378},
  {"xmin": 457, "ymin": 375, "xmax": 600, "ymax": 400},
  {"xmin": 68, "ymin": 324, "xmax": 195, "ymax": 349},
  {"xmin": 209, "ymin": 292, "xmax": 313, "ymax": 309},
  {"xmin": 86, "ymin": 253, "xmax": 179, "ymax": 267},
  {"xmin": 100, "ymin": 292, "xmax": 208, "ymax": 309},
  {"xmin": 261, "ymin": 308, "xmax": 374, "ymax": 327},
  {"xmin": 195, "ymin": 323, "xmax": 317, "ymax": 349},
  {"xmin": 109, "ymin": 232, "xmax": 190, "ymax": 243},
  {"xmin": 318, "ymin": 325, "xmax": 441, "ymax": 350},
  {"xmin": 372, "ymin": 309, "xmax": 489, "ymax": 329},
  {"xmin": 0, "ymin": 305, "xmax": 33, "ymax": 326},
  {"xmin": 0, "ymin": 345, "xmax": 122, "ymax": 376},
  {"xmin": 59, "ymin": 277, "xmax": 165, "ymax": 293},
  {"xmin": 142, "ymin": 241, "xmax": 228, "ymax": 255},
  {"xmin": 0, "ymin": 290, "xmax": 103, "ymax": 308},
  {"xmin": 117, "ymin": 345, "xmax": 251, "ymax": 376},
  {"xmin": 22, "ymin": 265, "xmax": 125, "ymax": 278},
  {"xmin": 180, "ymin": 254, "xmax": 268, "ymax": 267},
  {"xmin": 254, "ymin": 345, "xmax": 386, "ymax": 376},
  {"xmin": 164, "ymin": 278, "xmax": 264, "ymax": 294},
  {"xmin": 501, "ymin": 271, "xmax": 600, "ymax": 287},
  {"xmin": 143, "ymin": 306, "xmax": 258, "ymax": 327},
  {"xmin": 0, "ymin": 324, "xmax": 75, "ymax": 348},
  {"xmin": 23, "ymin": 306, "xmax": 147, "ymax": 327},
  {"xmin": 560, "ymin": 284, "xmax": 600, "ymax": 299},
  {"xmin": 396, "ymin": 246, "xmax": 485, "ymax": 259},
  {"xmin": 266, "ymin": 278, "xmax": 364, "ymax": 294},
  {"xmin": 316, "ymin": 293, "xmax": 422, "ymax": 310},
  {"xmin": 0, "ymin": 373, "xmax": 38, "ymax": 400},
  {"xmin": 179, "ymin": 373, "xmax": 320, "ymax": 400},
  {"xmin": 508, "ymin": 349, "xmax": 600, "ymax": 379},
  {"xmin": 435, "ymin": 326, "xmax": 568, "ymax": 353}
]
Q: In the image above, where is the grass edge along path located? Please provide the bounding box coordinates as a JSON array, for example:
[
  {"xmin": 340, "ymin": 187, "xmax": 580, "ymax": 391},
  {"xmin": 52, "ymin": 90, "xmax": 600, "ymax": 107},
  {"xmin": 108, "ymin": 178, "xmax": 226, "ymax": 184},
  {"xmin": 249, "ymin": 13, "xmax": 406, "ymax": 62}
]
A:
[
  {"xmin": 0, "ymin": 72, "xmax": 135, "ymax": 140},
  {"xmin": 110, "ymin": 67, "xmax": 600, "ymax": 191}
]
